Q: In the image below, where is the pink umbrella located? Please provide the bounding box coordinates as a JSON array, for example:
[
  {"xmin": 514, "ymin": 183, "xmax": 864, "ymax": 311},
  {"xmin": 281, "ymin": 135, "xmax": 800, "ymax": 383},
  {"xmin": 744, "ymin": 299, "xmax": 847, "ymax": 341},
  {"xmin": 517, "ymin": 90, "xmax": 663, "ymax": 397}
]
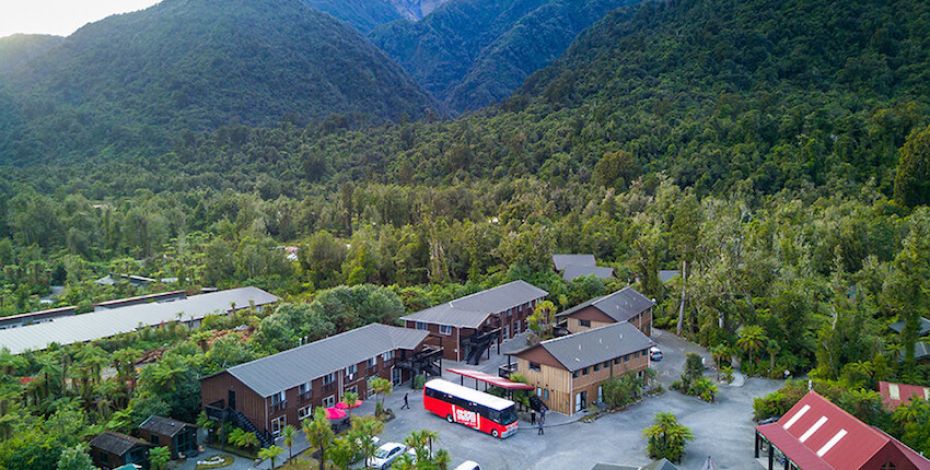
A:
[
  {"xmin": 335, "ymin": 399, "xmax": 363, "ymax": 410},
  {"xmin": 324, "ymin": 407, "xmax": 347, "ymax": 420}
]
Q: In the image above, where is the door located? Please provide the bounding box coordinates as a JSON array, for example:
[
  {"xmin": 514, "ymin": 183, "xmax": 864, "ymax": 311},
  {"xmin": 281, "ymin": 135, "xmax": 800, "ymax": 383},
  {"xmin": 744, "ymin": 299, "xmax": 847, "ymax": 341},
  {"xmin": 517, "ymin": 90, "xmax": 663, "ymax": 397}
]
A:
[
  {"xmin": 575, "ymin": 391, "xmax": 587, "ymax": 413},
  {"xmin": 228, "ymin": 390, "xmax": 237, "ymax": 410},
  {"xmin": 597, "ymin": 386, "xmax": 603, "ymax": 404},
  {"xmin": 392, "ymin": 366, "xmax": 402, "ymax": 386}
]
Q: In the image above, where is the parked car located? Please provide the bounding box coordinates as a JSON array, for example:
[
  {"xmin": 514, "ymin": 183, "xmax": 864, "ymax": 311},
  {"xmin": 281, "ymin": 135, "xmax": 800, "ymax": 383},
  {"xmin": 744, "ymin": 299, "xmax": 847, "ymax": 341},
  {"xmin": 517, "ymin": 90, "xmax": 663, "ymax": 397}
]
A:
[
  {"xmin": 369, "ymin": 442, "xmax": 406, "ymax": 470},
  {"xmin": 405, "ymin": 447, "xmax": 420, "ymax": 463},
  {"xmin": 453, "ymin": 461, "xmax": 481, "ymax": 470},
  {"xmin": 649, "ymin": 346, "xmax": 663, "ymax": 362},
  {"xmin": 355, "ymin": 436, "xmax": 381, "ymax": 465}
]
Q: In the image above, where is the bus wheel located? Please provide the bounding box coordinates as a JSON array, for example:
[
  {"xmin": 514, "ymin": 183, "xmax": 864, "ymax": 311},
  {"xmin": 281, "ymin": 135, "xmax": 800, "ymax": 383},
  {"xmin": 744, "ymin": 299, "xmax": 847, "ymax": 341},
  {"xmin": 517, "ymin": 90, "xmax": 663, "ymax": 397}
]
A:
[
  {"xmin": 446, "ymin": 415, "xmax": 454, "ymax": 423},
  {"xmin": 492, "ymin": 429, "xmax": 500, "ymax": 438}
]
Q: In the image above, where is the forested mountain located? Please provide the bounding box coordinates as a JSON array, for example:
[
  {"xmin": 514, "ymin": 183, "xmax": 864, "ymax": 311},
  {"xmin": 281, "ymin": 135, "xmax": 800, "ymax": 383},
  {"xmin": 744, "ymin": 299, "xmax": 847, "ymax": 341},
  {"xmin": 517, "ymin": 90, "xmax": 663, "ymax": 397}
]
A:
[
  {"xmin": 0, "ymin": 0, "xmax": 437, "ymax": 164},
  {"xmin": 369, "ymin": 0, "xmax": 638, "ymax": 112},
  {"xmin": 302, "ymin": 0, "xmax": 451, "ymax": 31},
  {"xmin": 0, "ymin": 34, "xmax": 63, "ymax": 76}
]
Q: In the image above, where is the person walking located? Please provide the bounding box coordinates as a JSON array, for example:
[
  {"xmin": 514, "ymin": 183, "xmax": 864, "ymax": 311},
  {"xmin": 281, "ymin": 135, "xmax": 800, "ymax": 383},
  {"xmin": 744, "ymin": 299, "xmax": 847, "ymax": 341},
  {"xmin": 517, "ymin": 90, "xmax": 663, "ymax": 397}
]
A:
[{"xmin": 401, "ymin": 392, "xmax": 410, "ymax": 409}]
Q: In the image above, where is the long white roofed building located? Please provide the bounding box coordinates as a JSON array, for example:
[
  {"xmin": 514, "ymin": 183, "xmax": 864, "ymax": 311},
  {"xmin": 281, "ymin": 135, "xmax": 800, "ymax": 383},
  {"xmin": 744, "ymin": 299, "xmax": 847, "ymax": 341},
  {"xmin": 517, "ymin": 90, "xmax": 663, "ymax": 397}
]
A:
[{"xmin": 0, "ymin": 287, "xmax": 279, "ymax": 354}]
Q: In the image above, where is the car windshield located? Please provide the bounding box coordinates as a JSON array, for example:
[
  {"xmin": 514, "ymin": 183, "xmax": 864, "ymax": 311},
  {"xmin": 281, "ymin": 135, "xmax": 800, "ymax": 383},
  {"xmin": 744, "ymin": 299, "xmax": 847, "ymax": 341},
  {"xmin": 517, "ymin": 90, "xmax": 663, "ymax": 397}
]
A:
[{"xmin": 375, "ymin": 447, "xmax": 396, "ymax": 458}]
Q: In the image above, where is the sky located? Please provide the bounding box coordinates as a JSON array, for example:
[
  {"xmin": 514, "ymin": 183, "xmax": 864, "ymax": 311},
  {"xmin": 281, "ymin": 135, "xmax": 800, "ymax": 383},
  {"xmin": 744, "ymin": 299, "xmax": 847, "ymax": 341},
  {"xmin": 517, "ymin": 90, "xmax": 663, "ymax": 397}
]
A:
[{"xmin": 0, "ymin": 0, "xmax": 162, "ymax": 39}]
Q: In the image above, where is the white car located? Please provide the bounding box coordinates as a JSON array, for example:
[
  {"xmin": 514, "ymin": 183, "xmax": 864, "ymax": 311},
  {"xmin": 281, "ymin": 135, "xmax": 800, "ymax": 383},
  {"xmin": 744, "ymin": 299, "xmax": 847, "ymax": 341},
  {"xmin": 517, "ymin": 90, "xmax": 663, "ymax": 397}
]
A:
[
  {"xmin": 369, "ymin": 442, "xmax": 406, "ymax": 469},
  {"xmin": 453, "ymin": 461, "xmax": 481, "ymax": 470}
]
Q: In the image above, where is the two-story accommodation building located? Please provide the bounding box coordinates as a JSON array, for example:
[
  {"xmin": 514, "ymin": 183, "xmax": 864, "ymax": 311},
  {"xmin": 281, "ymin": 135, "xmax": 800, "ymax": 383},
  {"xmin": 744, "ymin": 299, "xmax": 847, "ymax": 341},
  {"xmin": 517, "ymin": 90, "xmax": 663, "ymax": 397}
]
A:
[
  {"xmin": 509, "ymin": 322, "xmax": 654, "ymax": 416},
  {"xmin": 400, "ymin": 280, "xmax": 548, "ymax": 363},
  {"xmin": 557, "ymin": 286, "xmax": 655, "ymax": 336},
  {"xmin": 200, "ymin": 323, "xmax": 435, "ymax": 444}
]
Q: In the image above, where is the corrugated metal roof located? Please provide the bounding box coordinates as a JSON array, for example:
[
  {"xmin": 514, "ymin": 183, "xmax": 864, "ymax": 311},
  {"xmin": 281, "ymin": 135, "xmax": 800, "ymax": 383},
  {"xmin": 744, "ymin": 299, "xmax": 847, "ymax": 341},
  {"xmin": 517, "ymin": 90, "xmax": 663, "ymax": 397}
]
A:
[
  {"xmin": 889, "ymin": 316, "xmax": 930, "ymax": 336},
  {"xmin": 562, "ymin": 265, "xmax": 614, "ymax": 281},
  {"xmin": 90, "ymin": 431, "xmax": 151, "ymax": 456},
  {"xmin": 557, "ymin": 286, "xmax": 654, "ymax": 323},
  {"xmin": 531, "ymin": 322, "xmax": 654, "ymax": 372},
  {"xmin": 0, "ymin": 287, "xmax": 279, "ymax": 354},
  {"xmin": 757, "ymin": 391, "xmax": 930, "ymax": 470},
  {"xmin": 139, "ymin": 415, "xmax": 195, "ymax": 437},
  {"xmin": 552, "ymin": 254, "xmax": 597, "ymax": 271},
  {"xmin": 879, "ymin": 381, "xmax": 930, "ymax": 411},
  {"xmin": 400, "ymin": 280, "xmax": 548, "ymax": 328},
  {"xmin": 224, "ymin": 323, "xmax": 429, "ymax": 397}
]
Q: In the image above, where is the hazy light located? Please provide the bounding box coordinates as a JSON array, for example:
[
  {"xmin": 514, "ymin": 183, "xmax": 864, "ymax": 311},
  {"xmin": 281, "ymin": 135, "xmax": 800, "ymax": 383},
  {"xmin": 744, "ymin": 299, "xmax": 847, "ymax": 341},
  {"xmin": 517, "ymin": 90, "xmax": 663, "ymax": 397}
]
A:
[{"xmin": 0, "ymin": 0, "xmax": 162, "ymax": 39}]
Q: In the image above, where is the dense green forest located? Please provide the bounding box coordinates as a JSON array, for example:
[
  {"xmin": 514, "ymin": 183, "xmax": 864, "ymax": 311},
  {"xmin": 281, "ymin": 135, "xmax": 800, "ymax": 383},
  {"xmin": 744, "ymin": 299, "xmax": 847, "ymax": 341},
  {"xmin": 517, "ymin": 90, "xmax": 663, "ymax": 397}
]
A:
[
  {"xmin": 0, "ymin": 0, "xmax": 437, "ymax": 165},
  {"xmin": 0, "ymin": 34, "xmax": 63, "ymax": 76},
  {"xmin": 370, "ymin": 0, "xmax": 639, "ymax": 112},
  {"xmin": 2, "ymin": 0, "xmax": 930, "ymax": 467}
]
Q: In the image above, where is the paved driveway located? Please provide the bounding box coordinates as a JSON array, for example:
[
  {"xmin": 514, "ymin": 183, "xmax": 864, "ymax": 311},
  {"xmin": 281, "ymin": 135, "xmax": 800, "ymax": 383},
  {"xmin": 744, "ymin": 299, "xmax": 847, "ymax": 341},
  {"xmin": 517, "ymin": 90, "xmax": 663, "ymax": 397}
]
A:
[{"xmin": 377, "ymin": 329, "xmax": 781, "ymax": 470}]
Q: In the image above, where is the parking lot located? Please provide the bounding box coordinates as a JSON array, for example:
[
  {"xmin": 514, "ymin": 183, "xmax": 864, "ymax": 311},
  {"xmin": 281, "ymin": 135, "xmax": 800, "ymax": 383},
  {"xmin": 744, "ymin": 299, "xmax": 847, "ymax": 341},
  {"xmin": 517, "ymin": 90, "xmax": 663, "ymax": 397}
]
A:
[{"xmin": 375, "ymin": 329, "xmax": 782, "ymax": 470}]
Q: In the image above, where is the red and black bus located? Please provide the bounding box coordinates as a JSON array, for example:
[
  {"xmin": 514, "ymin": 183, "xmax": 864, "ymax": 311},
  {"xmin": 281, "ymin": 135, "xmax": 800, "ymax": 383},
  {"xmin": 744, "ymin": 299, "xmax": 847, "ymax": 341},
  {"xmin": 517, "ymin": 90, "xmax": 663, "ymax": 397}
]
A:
[{"xmin": 423, "ymin": 379, "xmax": 518, "ymax": 439}]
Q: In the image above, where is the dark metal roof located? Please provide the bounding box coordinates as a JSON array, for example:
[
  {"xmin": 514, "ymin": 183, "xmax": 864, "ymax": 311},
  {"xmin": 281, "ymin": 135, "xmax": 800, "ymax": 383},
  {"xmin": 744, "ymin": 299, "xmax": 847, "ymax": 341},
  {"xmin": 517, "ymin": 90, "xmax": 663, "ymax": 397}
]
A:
[
  {"xmin": 658, "ymin": 270, "xmax": 680, "ymax": 284},
  {"xmin": 400, "ymin": 281, "xmax": 548, "ymax": 328},
  {"xmin": 90, "ymin": 431, "xmax": 150, "ymax": 456},
  {"xmin": 889, "ymin": 316, "xmax": 930, "ymax": 336},
  {"xmin": 223, "ymin": 323, "xmax": 429, "ymax": 397},
  {"xmin": 562, "ymin": 265, "xmax": 615, "ymax": 282},
  {"xmin": 557, "ymin": 286, "xmax": 654, "ymax": 323},
  {"xmin": 139, "ymin": 415, "xmax": 195, "ymax": 437},
  {"xmin": 528, "ymin": 322, "xmax": 654, "ymax": 372},
  {"xmin": 552, "ymin": 254, "xmax": 596, "ymax": 271},
  {"xmin": 642, "ymin": 459, "xmax": 680, "ymax": 470}
]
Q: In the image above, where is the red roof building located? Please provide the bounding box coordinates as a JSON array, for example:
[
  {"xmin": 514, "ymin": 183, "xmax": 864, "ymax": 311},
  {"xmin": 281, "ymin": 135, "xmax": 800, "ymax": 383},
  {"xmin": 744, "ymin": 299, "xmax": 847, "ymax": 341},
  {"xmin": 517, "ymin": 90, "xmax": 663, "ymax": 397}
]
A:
[
  {"xmin": 879, "ymin": 381, "xmax": 930, "ymax": 411},
  {"xmin": 755, "ymin": 391, "xmax": 930, "ymax": 470}
]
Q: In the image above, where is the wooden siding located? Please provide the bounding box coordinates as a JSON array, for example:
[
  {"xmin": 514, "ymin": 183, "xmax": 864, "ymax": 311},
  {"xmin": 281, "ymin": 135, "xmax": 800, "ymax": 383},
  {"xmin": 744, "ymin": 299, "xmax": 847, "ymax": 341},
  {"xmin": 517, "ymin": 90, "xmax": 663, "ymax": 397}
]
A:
[
  {"xmin": 564, "ymin": 306, "xmax": 653, "ymax": 337},
  {"xmin": 405, "ymin": 320, "xmax": 461, "ymax": 361},
  {"xmin": 201, "ymin": 371, "xmax": 268, "ymax": 433},
  {"xmin": 514, "ymin": 346, "xmax": 651, "ymax": 416}
]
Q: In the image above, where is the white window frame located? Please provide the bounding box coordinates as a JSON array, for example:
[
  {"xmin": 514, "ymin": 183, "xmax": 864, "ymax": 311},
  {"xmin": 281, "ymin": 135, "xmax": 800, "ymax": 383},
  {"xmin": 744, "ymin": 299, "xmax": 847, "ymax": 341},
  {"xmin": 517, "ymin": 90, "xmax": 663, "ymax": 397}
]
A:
[
  {"xmin": 323, "ymin": 373, "xmax": 335, "ymax": 385},
  {"xmin": 297, "ymin": 405, "xmax": 312, "ymax": 421},
  {"xmin": 416, "ymin": 321, "xmax": 428, "ymax": 330},
  {"xmin": 323, "ymin": 395, "xmax": 336, "ymax": 408},
  {"xmin": 345, "ymin": 364, "xmax": 358, "ymax": 376},
  {"xmin": 382, "ymin": 351, "xmax": 394, "ymax": 361},
  {"xmin": 271, "ymin": 415, "xmax": 286, "ymax": 436},
  {"xmin": 439, "ymin": 325, "xmax": 453, "ymax": 335}
]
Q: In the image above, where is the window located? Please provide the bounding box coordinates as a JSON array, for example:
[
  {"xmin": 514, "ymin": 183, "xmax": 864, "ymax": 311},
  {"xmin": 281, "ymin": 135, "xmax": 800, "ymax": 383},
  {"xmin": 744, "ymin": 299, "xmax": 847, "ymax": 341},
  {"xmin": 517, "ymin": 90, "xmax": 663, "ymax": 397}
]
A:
[
  {"xmin": 624, "ymin": 354, "xmax": 630, "ymax": 362},
  {"xmin": 603, "ymin": 361, "xmax": 610, "ymax": 368},
  {"xmin": 345, "ymin": 385, "xmax": 357, "ymax": 396},
  {"xmin": 440, "ymin": 325, "xmax": 453, "ymax": 335},
  {"xmin": 271, "ymin": 415, "xmax": 286, "ymax": 436},
  {"xmin": 367, "ymin": 357, "xmax": 376, "ymax": 369},
  {"xmin": 582, "ymin": 367, "xmax": 589, "ymax": 376},
  {"xmin": 298, "ymin": 405, "xmax": 312, "ymax": 421},
  {"xmin": 594, "ymin": 363, "xmax": 601, "ymax": 372},
  {"xmin": 382, "ymin": 351, "xmax": 394, "ymax": 361},
  {"xmin": 298, "ymin": 382, "xmax": 312, "ymax": 400},
  {"xmin": 271, "ymin": 391, "xmax": 286, "ymax": 411},
  {"xmin": 345, "ymin": 364, "xmax": 358, "ymax": 377},
  {"xmin": 579, "ymin": 319, "xmax": 591, "ymax": 327},
  {"xmin": 323, "ymin": 373, "xmax": 335, "ymax": 385},
  {"xmin": 880, "ymin": 463, "xmax": 896, "ymax": 470},
  {"xmin": 572, "ymin": 370, "xmax": 579, "ymax": 378},
  {"xmin": 529, "ymin": 362, "xmax": 541, "ymax": 372},
  {"xmin": 416, "ymin": 321, "xmax": 428, "ymax": 330},
  {"xmin": 543, "ymin": 389, "xmax": 549, "ymax": 400},
  {"xmin": 614, "ymin": 358, "xmax": 621, "ymax": 365},
  {"xmin": 323, "ymin": 395, "xmax": 336, "ymax": 408}
]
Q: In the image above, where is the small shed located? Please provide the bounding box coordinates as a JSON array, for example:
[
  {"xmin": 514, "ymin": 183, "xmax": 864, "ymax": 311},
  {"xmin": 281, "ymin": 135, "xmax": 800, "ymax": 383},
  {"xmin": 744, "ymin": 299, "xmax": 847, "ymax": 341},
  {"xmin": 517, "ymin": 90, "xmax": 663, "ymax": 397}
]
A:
[
  {"xmin": 89, "ymin": 431, "xmax": 151, "ymax": 470},
  {"xmin": 139, "ymin": 415, "xmax": 198, "ymax": 459}
]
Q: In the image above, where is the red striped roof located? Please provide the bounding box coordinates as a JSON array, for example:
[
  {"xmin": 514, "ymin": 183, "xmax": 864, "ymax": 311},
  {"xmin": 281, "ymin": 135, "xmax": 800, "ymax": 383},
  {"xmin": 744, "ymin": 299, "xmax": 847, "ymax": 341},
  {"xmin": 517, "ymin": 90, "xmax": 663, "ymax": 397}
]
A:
[
  {"xmin": 757, "ymin": 391, "xmax": 930, "ymax": 470},
  {"xmin": 879, "ymin": 381, "xmax": 930, "ymax": 411}
]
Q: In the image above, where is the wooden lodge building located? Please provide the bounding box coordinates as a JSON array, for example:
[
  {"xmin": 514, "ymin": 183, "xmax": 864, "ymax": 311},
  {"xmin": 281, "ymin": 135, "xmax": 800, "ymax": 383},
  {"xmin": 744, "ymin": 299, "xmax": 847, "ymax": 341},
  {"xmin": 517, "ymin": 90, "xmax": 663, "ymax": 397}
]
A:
[
  {"xmin": 200, "ymin": 323, "xmax": 441, "ymax": 446},
  {"xmin": 557, "ymin": 286, "xmax": 655, "ymax": 337},
  {"xmin": 138, "ymin": 415, "xmax": 198, "ymax": 460},
  {"xmin": 89, "ymin": 431, "xmax": 151, "ymax": 470},
  {"xmin": 400, "ymin": 280, "xmax": 548, "ymax": 364},
  {"xmin": 507, "ymin": 322, "xmax": 654, "ymax": 415}
]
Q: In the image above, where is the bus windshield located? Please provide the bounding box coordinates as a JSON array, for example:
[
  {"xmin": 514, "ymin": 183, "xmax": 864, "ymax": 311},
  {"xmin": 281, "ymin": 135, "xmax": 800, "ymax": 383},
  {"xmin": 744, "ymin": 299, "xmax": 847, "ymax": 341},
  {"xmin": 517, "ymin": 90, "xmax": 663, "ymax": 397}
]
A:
[{"xmin": 489, "ymin": 405, "xmax": 517, "ymax": 425}]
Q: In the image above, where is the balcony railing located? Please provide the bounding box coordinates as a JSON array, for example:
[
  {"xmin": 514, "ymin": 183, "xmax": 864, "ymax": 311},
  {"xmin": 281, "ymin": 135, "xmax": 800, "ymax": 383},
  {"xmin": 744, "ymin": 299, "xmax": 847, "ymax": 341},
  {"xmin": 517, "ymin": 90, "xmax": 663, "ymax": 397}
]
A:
[
  {"xmin": 298, "ymin": 391, "xmax": 312, "ymax": 402},
  {"xmin": 271, "ymin": 401, "xmax": 287, "ymax": 412}
]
